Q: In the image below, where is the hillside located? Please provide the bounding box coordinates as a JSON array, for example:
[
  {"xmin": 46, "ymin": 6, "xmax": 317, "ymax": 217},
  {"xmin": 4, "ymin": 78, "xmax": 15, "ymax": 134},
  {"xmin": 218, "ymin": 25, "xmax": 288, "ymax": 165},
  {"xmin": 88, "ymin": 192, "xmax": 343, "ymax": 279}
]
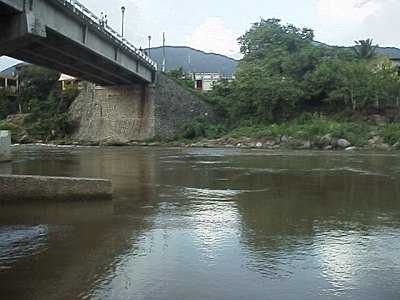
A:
[
  {"xmin": 374, "ymin": 47, "xmax": 400, "ymax": 59},
  {"xmin": 146, "ymin": 46, "xmax": 238, "ymax": 78}
]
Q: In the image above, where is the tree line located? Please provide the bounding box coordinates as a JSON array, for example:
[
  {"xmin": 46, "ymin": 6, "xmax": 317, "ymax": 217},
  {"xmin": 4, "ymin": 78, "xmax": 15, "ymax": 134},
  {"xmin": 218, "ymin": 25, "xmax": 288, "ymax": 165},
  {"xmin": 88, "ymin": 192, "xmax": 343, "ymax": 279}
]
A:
[{"xmin": 205, "ymin": 19, "xmax": 400, "ymax": 127}]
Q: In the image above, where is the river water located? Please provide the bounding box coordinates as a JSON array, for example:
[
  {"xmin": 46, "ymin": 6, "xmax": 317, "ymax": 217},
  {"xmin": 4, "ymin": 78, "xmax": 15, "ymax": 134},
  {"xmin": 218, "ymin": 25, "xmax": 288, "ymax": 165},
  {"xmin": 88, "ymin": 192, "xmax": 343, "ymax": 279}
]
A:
[{"xmin": 0, "ymin": 146, "xmax": 399, "ymax": 299}]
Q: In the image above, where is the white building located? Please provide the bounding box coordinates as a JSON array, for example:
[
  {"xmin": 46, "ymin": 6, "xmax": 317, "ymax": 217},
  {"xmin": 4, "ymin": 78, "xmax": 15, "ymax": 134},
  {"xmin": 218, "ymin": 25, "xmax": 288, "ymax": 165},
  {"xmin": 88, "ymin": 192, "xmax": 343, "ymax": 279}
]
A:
[{"xmin": 193, "ymin": 72, "xmax": 221, "ymax": 91}]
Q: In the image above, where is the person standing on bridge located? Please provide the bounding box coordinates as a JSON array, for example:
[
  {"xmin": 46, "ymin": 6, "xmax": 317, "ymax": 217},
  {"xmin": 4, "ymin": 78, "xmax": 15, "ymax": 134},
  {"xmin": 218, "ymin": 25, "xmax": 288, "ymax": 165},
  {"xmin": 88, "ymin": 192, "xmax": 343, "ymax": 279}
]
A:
[
  {"xmin": 104, "ymin": 14, "xmax": 109, "ymax": 26},
  {"xmin": 99, "ymin": 12, "xmax": 105, "ymax": 26}
]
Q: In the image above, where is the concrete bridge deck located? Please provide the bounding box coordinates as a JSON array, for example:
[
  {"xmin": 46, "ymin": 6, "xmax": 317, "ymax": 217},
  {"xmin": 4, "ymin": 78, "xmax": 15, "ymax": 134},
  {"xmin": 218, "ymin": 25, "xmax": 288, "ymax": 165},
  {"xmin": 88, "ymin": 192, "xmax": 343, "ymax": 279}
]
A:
[{"xmin": 0, "ymin": 0, "xmax": 157, "ymax": 85}]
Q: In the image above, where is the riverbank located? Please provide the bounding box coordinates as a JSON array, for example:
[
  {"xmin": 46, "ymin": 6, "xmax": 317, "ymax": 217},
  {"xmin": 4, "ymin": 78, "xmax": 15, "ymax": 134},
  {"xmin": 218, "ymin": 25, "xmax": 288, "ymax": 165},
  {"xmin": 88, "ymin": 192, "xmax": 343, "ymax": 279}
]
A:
[
  {"xmin": 9, "ymin": 133, "xmax": 400, "ymax": 152},
  {"xmin": 3, "ymin": 112, "xmax": 400, "ymax": 151}
]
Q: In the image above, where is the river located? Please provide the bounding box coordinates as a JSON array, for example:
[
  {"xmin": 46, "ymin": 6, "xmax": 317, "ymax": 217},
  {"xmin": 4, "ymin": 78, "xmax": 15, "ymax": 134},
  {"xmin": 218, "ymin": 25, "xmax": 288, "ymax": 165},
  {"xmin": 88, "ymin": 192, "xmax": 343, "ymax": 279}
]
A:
[{"xmin": 0, "ymin": 146, "xmax": 399, "ymax": 299}]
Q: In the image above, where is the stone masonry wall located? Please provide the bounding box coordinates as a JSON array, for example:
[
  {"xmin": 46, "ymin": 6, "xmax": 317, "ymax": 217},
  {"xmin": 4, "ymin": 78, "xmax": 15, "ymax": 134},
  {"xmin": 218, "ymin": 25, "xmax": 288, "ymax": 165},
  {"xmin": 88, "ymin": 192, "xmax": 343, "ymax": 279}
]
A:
[
  {"xmin": 153, "ymin": 73, "xmax": 218, "ymax": 137},
  {"xmin": 69, "ymin": 83, "xmax": 155, "ymax": 142},
  {"xmin": 68, "ymin": 73, "xmax": 219, "ymax": 142}
]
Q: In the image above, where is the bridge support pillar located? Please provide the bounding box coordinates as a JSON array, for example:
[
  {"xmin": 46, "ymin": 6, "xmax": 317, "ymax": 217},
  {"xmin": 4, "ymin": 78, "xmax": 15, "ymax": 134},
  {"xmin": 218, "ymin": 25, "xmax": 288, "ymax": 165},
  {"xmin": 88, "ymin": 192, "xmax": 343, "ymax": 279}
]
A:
[
  {"xmin": 69, "ymin": 83, "xmax": 156, "ymax": 143},
  {"xmin": 0, "ymin": 130, "xmax": 11, "ymax": 163}
]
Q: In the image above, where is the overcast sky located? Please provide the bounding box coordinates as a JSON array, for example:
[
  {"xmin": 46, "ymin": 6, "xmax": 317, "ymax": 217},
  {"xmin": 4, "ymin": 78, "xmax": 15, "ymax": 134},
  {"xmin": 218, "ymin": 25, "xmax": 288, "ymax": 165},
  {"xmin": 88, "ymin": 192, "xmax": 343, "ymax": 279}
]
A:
[{"xmin": 1, "ymin": 0, "xmax": 399, "ymax": 70}]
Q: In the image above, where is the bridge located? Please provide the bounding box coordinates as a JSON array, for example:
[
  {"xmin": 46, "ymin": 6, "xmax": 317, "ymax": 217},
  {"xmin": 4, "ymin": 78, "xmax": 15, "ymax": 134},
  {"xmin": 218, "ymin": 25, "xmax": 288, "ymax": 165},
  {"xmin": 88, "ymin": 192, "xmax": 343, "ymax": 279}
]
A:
[{"xmin": 0, "ymin": 0, "xmax": 157, "ymax": 85}]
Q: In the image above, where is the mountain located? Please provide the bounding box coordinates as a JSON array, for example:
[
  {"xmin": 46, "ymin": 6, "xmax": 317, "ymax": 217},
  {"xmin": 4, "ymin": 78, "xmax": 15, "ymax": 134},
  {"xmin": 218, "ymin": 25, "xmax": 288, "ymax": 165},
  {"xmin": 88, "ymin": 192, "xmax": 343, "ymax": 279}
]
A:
[
  {"xmin": 374, "ymin": 47, "xmax": 400, "ymax": 59},
  {"xmin": 146, "ymin": 46, "xmax": 239, "ymax": 78}
]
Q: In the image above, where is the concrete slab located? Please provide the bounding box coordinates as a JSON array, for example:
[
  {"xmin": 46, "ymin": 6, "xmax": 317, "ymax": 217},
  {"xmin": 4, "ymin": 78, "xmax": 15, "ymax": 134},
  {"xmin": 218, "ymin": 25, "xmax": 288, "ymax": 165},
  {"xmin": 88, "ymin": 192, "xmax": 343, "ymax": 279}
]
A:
[{"xmin": 0, "ymin": 175, "xmax": 112, "ymax": 203}]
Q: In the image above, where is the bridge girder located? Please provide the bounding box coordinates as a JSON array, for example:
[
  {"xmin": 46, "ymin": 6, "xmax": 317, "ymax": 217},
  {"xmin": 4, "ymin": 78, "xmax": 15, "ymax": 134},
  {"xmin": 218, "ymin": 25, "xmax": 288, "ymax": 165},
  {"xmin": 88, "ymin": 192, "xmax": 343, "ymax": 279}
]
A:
[{"xmin": 0, "ymin": 0, "xmax": 156, "ymax": 85}]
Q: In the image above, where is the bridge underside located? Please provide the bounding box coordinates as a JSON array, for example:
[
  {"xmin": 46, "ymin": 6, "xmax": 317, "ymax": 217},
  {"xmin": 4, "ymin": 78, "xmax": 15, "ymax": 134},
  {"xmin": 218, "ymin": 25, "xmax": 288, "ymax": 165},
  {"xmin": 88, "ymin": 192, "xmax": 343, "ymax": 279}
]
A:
[
  {"xmin": 0, "ymin": 0, "xmax": 155, "ymax": 85},
  {"xmin": 7, "ymin": 29, "xmax": 151, "ymax": 85}
]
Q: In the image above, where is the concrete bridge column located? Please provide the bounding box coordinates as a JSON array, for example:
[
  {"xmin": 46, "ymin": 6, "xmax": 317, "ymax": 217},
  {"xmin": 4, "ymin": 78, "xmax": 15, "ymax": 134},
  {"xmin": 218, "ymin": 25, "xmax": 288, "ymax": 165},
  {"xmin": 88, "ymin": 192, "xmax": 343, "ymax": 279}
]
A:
[{"xmin": 0, "ymin": 130, "xmax": 12, "ymax": 162}]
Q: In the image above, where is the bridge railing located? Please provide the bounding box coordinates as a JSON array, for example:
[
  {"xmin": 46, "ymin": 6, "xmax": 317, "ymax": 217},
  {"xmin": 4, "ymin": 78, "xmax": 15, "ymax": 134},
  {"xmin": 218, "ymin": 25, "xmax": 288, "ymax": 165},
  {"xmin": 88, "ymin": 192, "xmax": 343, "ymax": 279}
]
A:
[{"xmin": 57, "ymin": 0, "xmax": 157, "ymax": 70}]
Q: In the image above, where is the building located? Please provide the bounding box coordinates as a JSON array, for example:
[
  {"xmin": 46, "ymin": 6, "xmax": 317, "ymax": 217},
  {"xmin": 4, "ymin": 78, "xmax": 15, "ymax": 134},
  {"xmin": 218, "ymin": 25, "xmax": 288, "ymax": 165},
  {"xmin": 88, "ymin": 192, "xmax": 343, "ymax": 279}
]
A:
[
  {"xmin": 193, "ymin": 72, "xmax": 221, "ymax": 91},
  {"xmin": 0, "ymin": 62, "xmax": 31, "ymax": 96},
  {"xmin": 0, "ymin": 74, "xmax": 18, "ymax": 95},
  {"xmin": 58, "ymin": 74, "xmax": 84, "ymax": 91}
]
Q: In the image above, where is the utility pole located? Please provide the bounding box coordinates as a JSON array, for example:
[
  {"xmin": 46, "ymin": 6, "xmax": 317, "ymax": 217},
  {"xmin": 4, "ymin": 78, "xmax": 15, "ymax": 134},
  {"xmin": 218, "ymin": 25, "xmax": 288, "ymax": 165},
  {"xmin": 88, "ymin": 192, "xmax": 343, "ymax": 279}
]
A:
[
  {"xmin": 162, "ymin": 32, "xmax": 166, "ymax": 72},
  {"xmin": 121, "ymin": 6, "xmax": 125, "ymax": 37},
  {"xmin": 148, "ymin": 35, "xmax": 151, "ymax": 58}
]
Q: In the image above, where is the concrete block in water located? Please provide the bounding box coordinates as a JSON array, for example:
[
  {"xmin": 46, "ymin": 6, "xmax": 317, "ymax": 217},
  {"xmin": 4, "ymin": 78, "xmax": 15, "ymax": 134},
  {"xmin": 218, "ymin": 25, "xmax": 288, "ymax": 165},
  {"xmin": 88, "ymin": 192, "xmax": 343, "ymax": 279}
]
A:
[
  {"xmin": 0, "ymin": 175, "xmax": 112, "ymax": 203},
  {"xmin": 0, "ymin": 130, "xmax": 11, "ymax": 162}
]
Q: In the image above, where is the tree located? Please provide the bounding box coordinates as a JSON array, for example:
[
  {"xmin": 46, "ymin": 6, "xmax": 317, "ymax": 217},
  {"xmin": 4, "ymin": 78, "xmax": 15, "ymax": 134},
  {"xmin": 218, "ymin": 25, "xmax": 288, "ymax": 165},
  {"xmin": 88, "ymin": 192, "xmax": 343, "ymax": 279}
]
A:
[
  {"xmin": 238, "ymin": 18, "xmax": 314, "ymax": 62},
  {"xmin": 166, "ymin": 68, "xmax": 195, "ymax": 90},
  {"xmin": 18, "ymin": 65, "xmax": 60, "ymax": 112},
  {"xmin": 225, "ymin": 18, "xmax": 316, "ymax": 123},
  {"xmin": 353, "ymin": 38, "xmax": 377, "ymax": 60}
]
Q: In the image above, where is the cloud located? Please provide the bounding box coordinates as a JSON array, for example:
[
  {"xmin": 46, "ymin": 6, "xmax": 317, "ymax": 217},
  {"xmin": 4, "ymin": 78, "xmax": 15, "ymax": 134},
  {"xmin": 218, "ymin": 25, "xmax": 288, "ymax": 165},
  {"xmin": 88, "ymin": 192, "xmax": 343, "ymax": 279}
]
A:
[
  {"xmin": 315, "ymin": 0, "xmax": 400, "ymax": 47},
  {"xmin": 185, "ymin": 17, "xmax": 240, "ymax": 58},
  {"xmin": 359, "ymin": 0, "xmax": 400, "ymax": 46},
  {"xmin": 317, "ymin": 0, "xmax": 380, "ymax": 22}
]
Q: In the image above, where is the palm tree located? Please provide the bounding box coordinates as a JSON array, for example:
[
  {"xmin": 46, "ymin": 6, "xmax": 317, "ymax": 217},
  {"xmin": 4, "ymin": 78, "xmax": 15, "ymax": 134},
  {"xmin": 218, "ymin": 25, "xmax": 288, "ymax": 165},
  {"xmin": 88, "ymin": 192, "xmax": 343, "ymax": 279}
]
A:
[{"xmin": 353, "ymin": 38, "xmax": 378, "ymax": 59}]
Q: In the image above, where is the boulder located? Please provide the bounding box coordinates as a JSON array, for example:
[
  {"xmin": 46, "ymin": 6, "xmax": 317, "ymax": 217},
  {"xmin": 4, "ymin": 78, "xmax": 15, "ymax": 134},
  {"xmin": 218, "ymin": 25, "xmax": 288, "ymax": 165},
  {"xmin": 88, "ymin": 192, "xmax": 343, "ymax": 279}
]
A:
[
  {"xmin": 300, "ymin": 141, "xmax": 312, "ymax": 149},
  {"xmin": 319, "ymin": 133, "xmax": 333, "ymax": 147},
  {"xmin": 280, "ymin": 135, "xmax": 292, "ymax": 144},
  {"xmin": 336, "ymin": 139, "xmax": 351, "ymax": 149},
  {"xmin": 19, "ymin": 134, "xmax": 32, "ymax": 144}
]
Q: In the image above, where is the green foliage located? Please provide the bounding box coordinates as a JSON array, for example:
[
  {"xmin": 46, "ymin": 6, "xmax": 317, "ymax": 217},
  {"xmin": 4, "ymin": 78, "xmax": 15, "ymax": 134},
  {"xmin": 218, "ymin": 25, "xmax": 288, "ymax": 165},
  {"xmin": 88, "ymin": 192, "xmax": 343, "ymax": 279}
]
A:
[
  {"xmin": 223, "ymin": 18, "xmax": 321, "ymax": 125},
  {"xmin": 379, "ymin": 124, "xmax": 400, "ymax": 145},
  {"xmin": 0, "ymin": 94, "xmax": 17, "ymax": 119},
  {"xmin": 238, "ymin": 18, "xmax": 314, "ymax": 60},
  {"xmin": 26, "ymin": 118, "xmax": 48, "ymax": 138},
  {"xmin": 0, "ymin": 120, "xmax": 17, "ymax": 131},
  {"xmin": 180, "ymin": 117, "xmax": 225, "ymax": 140},
  {"xmin": 353, "ymin": 38, "xmax": 377, "ymax": 60},
  {"xmin": 210, "ymin": 18, "xmax": 400, "ymax": 130},
  {"xmin": 58, "ymin": 89, "xmax": 80, "ymax": 113},
  {"xmin": 305, "ymin": 56, "xmax": 400, "ymax": 110},
  {"xmin": 18, "ymin": 65, "xmax": 60, "ymax": 112},
  {"xmin": 0, "ymin": 64, "xmax": 81, "ymax": 141},
  {"xmin": 166, "ymin": 68, "xmax": 195, "ymax": 90}
]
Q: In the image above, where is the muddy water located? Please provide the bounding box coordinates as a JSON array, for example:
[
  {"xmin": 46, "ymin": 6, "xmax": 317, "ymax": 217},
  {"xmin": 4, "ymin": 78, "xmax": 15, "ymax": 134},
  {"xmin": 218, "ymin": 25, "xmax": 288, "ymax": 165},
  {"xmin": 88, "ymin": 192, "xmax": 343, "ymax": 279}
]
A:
[{"xmin": 0, "ymin": 146, "xmax": 399, "ymax": 299}]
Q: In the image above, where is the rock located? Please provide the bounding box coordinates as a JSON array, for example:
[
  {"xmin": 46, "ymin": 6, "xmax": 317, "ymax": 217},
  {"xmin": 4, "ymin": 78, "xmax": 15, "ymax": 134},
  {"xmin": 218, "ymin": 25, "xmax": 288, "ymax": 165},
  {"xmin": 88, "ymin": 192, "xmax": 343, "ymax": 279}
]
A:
[
  {"xmin": 256, "ymin": 142, "xmax": 263, "ymax": 148},
  {"xmin": 280, "ymin": 135, "xmax": 292, "ymax": 144},
  {"xmin": 372, "ymin": 114, "xmax": 388, "ymax": 126},
  {"xmin": 319, "ymin": 133, "xmax": 333, "ymax": 147},
  {"xmin": 345, "ymin": 146, "xmax": 357, "ymax": 151},
  {"xmin": 300, "ymin": 141, "xmax": 312, "ymax": 149},
  {"xmin": 374, "ymin": 143, "xmax": 390, "ymax": 151},
  {"xmin": 19, "ymin": 135, "xmax": 32, "ymax": 144},
  {"xmin": 104, "ymin": 140, "xmax": 127, "ymax": 146},
  {"xmin": 336, "ymin": 139, "xmax": 351, "ymax": 149},
  {"xmin": 369, "ymin": 136, "xmax": 384, "ymax": 145},
  {"xmin": 264, "ymin": 140, "xmax": 276, "ymax": 147},
  {"xmin": 370, "ymin": 130, "xmax": 379, "ymax": 137},
  {"xmin": 148, "ymin": 142, "xmax": 161, "ymax": 147},
  {"xmin": 393, "ymin": 142, "xmax": 400, "ymax": 150},
  {"xmin": 323, "ymin": 145, "xmax": 333, "ymax": 150}
]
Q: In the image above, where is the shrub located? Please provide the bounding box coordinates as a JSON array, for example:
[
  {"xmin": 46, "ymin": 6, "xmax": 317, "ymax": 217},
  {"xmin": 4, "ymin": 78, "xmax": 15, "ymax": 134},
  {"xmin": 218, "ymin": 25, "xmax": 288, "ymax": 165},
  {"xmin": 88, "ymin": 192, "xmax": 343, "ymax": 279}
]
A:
[{"xmin": 379, "ymin": 124, "xmax": 400, "ymax": 145}]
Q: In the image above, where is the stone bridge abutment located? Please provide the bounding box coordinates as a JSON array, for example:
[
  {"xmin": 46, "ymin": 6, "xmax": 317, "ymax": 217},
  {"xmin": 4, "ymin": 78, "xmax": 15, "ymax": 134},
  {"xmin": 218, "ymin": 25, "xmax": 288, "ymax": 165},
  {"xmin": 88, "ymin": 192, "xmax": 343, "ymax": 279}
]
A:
[{"xmin": 68, "ymin": 73, "xmax": 218, "ymax": 143}]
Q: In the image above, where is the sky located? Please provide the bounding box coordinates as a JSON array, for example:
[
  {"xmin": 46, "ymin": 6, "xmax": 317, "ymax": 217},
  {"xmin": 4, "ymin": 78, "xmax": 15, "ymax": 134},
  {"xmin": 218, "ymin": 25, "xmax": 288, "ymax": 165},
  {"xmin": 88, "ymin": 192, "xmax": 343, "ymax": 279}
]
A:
[{"xmin": 1, "ymin": 0, "xmax": 400, "ymax": 70}]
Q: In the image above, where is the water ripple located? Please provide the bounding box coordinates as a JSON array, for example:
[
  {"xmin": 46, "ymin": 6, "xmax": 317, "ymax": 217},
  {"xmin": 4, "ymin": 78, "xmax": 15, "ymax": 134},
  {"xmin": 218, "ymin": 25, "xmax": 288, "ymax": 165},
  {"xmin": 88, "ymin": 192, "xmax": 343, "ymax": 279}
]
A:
[
  {"xmin": 0, "ymin": 225, "xmax": 49, "ymax": 270},
  {"xmin": 183, "ymin": 187, "xmax": 269, "ymax": 202}
]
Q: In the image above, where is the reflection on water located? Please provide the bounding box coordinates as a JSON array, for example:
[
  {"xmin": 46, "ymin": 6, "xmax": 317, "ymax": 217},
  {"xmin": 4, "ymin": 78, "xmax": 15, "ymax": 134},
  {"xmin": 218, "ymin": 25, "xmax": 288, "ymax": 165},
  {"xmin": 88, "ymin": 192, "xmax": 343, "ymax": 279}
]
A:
[
  {"xmin": 1, "ymin": 146, "xmax": 400, "ymax": 299},
  {"xmin": 0, "ymin": 225, "xmax": 49, "ymax": 270}
]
